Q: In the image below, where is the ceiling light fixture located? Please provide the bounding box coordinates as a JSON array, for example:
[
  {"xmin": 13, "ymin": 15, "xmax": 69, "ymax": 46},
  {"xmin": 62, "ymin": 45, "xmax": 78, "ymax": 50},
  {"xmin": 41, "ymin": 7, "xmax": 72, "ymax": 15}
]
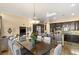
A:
[
  {"xmin": 32, "ymin": 4, "xmax": 40, "ymax": 24},
  {"xmin": 70, "ymin": 4, "xmax": 76, "ymax": 7},
  {"xmin": 72, "ymin": 13, "xmax": 75, "ymax": 16}
]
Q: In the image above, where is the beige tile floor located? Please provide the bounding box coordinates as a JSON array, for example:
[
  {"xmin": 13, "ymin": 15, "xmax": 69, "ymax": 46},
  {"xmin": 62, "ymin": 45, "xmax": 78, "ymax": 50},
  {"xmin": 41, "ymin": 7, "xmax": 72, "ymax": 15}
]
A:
[
  {"xmin": 1, "ymin": 49, "xmax": 12, "ymax": 55},
  {"xmin": 62, "ymin": 41, "xmax": 79, "ymax": 55}
]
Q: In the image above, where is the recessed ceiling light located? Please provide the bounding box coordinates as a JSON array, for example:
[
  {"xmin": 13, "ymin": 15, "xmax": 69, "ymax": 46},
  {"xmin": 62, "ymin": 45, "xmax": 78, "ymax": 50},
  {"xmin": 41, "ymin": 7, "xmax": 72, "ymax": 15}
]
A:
[
  {"xmin": 70, "ymin": 4, "xmax": 76, "ymax": 7},
  {"xmin": 72, "ymin": 13, "xmax": 75, "ymax": 16}
]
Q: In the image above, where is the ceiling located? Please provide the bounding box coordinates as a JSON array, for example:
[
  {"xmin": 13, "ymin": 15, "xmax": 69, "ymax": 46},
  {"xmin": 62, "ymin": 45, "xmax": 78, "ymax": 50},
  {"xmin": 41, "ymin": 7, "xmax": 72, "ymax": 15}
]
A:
[{"xmin": 0, "ymin": 3, "xmax": 79, "ymax": 20}]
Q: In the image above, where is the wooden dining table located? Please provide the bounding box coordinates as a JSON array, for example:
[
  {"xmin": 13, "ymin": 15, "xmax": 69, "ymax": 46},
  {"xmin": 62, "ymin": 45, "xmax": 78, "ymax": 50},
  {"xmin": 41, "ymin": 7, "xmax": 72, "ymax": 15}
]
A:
[
  {"xmin": 18, "ymin": 41, "xmax": 51, "ymax": 55},
  {"xmin": 31, "ymin": 41, "xmax": 51, "ymax": 55}
]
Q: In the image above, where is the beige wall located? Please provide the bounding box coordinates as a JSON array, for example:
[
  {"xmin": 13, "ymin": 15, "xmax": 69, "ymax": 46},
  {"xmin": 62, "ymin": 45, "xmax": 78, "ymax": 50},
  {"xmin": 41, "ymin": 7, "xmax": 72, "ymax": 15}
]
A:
[
  {"xmin": 1, "ymin": 12, "xmax": 31, "ymax": 36},
  {"xmin": 46, "ymin": 22, "xmax": 50, "ymax": 34}
]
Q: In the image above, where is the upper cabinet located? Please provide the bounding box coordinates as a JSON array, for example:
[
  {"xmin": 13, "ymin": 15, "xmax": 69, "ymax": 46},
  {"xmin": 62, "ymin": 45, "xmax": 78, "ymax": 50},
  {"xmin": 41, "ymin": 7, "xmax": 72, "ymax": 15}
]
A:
[{"xmin": 50, "ymin": 21, "xmax": 79, "ymax": 32}]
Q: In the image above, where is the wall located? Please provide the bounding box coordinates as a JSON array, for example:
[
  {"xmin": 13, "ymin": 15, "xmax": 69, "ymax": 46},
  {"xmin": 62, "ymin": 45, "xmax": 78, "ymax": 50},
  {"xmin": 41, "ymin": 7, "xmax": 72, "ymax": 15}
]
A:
[
  {"xmin": 1, "ymin": 12, "xmax": 31, "ymax": 36},
  {"xmin": 46, "ymin": 22, "xmax": 50, "ymax": 34}
]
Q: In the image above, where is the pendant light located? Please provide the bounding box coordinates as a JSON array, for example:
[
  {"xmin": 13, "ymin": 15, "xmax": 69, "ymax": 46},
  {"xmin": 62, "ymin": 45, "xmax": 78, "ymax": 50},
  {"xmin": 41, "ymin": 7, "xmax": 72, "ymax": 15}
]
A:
[{"xmin": 32, "ymin": 3, "xmax": 40, "ymax": 24}]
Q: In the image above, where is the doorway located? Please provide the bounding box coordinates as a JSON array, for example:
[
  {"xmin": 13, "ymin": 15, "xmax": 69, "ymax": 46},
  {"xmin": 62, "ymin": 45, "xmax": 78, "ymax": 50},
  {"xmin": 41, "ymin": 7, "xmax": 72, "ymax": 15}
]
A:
[
  {"xmin": 19, "ymin": 27, "xmax": 26, "ymax": 36},
  {"xmin": 33, "ymin": 24, "xmax": 44, "ymax": 33},
  {"xmin": 19, "ymin": 27, "xmax": 26, "ymax": 42}
]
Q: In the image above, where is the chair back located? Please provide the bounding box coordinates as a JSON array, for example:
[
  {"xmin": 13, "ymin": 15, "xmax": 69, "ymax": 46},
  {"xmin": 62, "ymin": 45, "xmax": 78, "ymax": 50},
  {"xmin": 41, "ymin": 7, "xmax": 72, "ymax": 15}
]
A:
[
  {"xmin": 8, "ymin": 37, "xmax": 21, "ymax": 55},
  {"xmin": 43, "ymin": 37, "xmax": 51, "ymax": 44},
  {"xmin": 37, "ymin": 36, "xmax": 42, "ymax": 41},
  {"xmin": 54, "ymin": 44, "xmax": 62, "ymax": 55}
]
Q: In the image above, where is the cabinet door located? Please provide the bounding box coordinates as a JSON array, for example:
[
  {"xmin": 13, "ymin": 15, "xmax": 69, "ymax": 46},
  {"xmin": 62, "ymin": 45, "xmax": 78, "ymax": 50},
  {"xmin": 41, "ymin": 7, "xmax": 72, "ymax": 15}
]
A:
[{"xmin": 76, "ymin": 21, "xmax": 79, "ymax": 30}]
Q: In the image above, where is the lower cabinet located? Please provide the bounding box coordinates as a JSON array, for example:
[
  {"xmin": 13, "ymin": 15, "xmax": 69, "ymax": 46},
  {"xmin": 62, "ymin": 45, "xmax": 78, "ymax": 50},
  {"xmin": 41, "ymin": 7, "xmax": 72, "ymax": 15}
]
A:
[{"xmin": 0, "ymin": 38, "xmax": 8, "ymax": 53}]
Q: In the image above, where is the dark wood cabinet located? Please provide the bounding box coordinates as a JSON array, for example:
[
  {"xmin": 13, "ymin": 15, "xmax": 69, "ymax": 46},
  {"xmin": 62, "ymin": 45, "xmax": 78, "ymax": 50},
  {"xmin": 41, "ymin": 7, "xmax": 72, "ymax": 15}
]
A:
[
  {"xmin": 50, "ymin": 21, "xmax": 79, "ymax": 32},
  {"xmin": 75, "ymin": 21, "xmax": 79, "ymax": 30},
  {"xmin": 50, "ymin": 21, "xmax": 79, "ymax": 44},
  {"xmin": 64, "ymin": 35, "xmax": 79, "ymax": 43}
]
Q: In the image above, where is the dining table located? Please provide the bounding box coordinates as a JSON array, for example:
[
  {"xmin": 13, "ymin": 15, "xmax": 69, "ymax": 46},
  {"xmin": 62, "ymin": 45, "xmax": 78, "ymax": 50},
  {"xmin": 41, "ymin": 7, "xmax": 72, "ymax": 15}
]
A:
[
  {"xmin": 17, "ymin": 40, "xmax": 51, "ymax": 55},
  {"xmin": 31, "ymin": 41, "xmax": 51, "ymax": 55}
]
